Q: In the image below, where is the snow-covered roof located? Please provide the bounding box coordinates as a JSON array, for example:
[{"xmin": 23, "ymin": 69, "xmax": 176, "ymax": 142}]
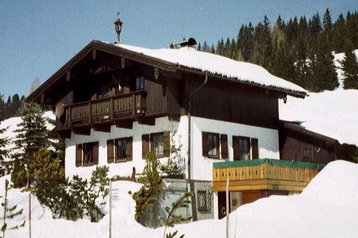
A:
[
  {"xmin": 280, "ymin": 88, "xmax": 358, "ymax": 146},
  {"xmin": 114, "ymin": 42, "xmax": 307, "ymax": 97}
]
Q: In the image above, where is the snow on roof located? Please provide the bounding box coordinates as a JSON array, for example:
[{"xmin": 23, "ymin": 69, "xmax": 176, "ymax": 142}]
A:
[
  {"xmin": 115, "ymin": 43, "xmax": 306, "ymax": 97},
  {"xmin": 280, "ymin": 88, "xmax": 358, "ymax": 146}
]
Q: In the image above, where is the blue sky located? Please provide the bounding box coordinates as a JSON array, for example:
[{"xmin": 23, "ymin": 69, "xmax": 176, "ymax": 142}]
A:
[{"xmin": 0, "ymin": 0, "xmax": 356, "ymax": 100}]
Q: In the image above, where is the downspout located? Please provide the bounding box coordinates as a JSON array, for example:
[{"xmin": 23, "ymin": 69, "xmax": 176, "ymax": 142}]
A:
[{"xmin": 187, "ymin": 71, "xmax": 208, "ymax": 221}]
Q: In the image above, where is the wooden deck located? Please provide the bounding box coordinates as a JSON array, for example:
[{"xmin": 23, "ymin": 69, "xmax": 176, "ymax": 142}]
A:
[{"xmin": 213, "ymin": 159, "xmax": 324, "ymax": 192}]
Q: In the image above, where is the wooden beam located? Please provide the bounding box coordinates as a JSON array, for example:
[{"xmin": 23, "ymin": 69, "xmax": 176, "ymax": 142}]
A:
[
  {"xmin": 72, "ymin": 126, "xmax": 91, "ymax": 136},
  {"xmin": 93, "ymin": 123, "xmax": 111, "ymax": 133},
  {"xmin": 115, "ymin": 120, "xmax": 133, "ymax": 129},
  {"xmin": 138, "ymin": 117, "xmax": 155, "ymax": 126}
]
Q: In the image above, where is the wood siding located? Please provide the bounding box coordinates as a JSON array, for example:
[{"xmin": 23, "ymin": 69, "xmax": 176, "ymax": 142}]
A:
[
  {"xmin": 185, "ymin": 74, "xmax": 279, "ymax": 129},
  {"xmin": 279, "ymin": 128, "xmax": 336, "ymax": 164}
]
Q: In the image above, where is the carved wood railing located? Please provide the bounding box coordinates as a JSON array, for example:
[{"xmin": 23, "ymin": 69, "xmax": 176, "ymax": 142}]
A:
[
  {"xmin": 64, "ymin": 91, "xmax": 146, "ymax": 128},
  {"xmin": 212, "ymin": 159, "xmax": 325, "ymax": 192}
]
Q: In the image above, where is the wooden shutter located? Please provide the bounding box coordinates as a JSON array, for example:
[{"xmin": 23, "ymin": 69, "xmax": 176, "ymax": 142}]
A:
[
  {"xmin": 163, "ymin": 131, "xmax": 170, "ymax": 157},
  {"xmin": 142, "ymin": 134, "xmax": 150, "ymax": 159},
  {"xmin": 233, "ymin": 136, "xmax": 239, "ymax": 160},
  {"xmin": 126, "ymin": 137, "xmax": 133, "ymax": 161},
  {"xmin": 221, "ymin": 134, "xmax": 228, "ymax": 159},
  {"xmin": 202, "ymin": 132, "xmax": 208, "ymax": 157},
  {"xmin": 93, "ymin": 142, "xmax": 99, "ymax": 165},
  {"xmin": 107, "ymin": 140, "xmax": 114, "ymax": 163},
  {"xmin": 251, "ymin": 138, "xmax": 259, "ymax": 159},
  {"xmin": 75, "ymin": 144, "xmax": 82, "ymax": 167}
]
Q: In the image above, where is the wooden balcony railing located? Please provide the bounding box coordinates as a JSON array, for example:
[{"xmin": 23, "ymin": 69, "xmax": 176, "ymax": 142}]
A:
[
  {"xmin": 64, "ymin": 91, "xmax": 146, "ymax": 128},
  {"xmin": 213, "ymin": 159, "xmax": 325, "ymax": 192}
]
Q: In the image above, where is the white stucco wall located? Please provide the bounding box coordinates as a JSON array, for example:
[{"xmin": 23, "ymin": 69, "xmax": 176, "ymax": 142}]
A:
[
  {"xmin": 65, "ymin": 116, "xmax": 279, "ymax": 181},
  {"xmin": 190, "ymin": 117, "xmax": 280, "ymax": 181}
]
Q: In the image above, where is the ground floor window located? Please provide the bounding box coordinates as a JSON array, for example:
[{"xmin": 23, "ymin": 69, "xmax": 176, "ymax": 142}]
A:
[
  {"xmin": 202, "ymin": 132, "xmax": 228, "ymax": 159},
  {"xmin": 107, "ymin": 137, "xmax": 133, "ymax": 163},
  {"xmin": 76, "ymin": 142, "xmax": 99, "ymax": 167},
  {"xmin": 142, "ymin": 132, "xmax": 170, "ymax": 158},
  {"xmin": 197, "ymin": 190, "xmax": 212, "ymax": 213},
  {"xmin": 233, "ymin": 136, "xmax": 259, "ymax": 160}
]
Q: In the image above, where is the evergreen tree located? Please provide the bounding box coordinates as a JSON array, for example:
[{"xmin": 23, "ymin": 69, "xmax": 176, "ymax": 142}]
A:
[
  {"xmin": 237, "ymin": 23, "xmax": 254, "ymax": 61},
  {"xmin": 342, "ymin": 47, "xmax": 358, "ymax": 89},
  {"xmin": 1, "ymin": 179, "xmax": 26, "ymax": 238},
  {"xmin": 346, "ymin": 11, "xmax": 358, "ymax": 50},
  {"xmin": 308, "ymin": 34, "xmax": 338, "ymax": 92},
  {"xmin": 0, "ymin": 94, "xmax": 5, "ymax": 121},
  {"xmin": 322, "ymin": 8, "xmax": 333, "ymax": 49},
  {"xmin": 216, "ymin": 38, "xmax": 225, "ymax": 56},
  {"xmin": 332, "ymin": 14, "xmax": 347, "ymax": 53},
  {"xmin": 0, "ymin": 127, "xmax": 9, "ymax": 161},
  {"xmin": 12, "ymin": 102, "xmax": 49, "ymax": 187},
  {"xmin": 132, "ymin": 152, "xmax": 163, "ymax": 227},
  {"xmin": 308, "ymin": 12, "xmax": 322, "ymax": 50}
]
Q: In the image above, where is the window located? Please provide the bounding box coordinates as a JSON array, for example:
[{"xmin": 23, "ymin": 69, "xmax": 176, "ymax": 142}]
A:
[
  {"xmin": 302, "ymin": 148, "xmax": 312, "ymax": 162},
  {"xmin": 142, "ymin": 132, "xmax": 170, "ymax": 158},
  {"xmin": 197, "ymin": 190, "xmax": 212, "ymax": 213},
  {"xmin": 131, "ymin": 76, "xmax": 145, "ymax": 91},
  {"xmin": 107, "ymin": 137, "xmax": 133, "ymax": 163},
  {"xmin": 233, "ymin": 136, "xmax": 259, "ymax": 160},
  {"xmin": 202, "ymin": 132, "xmax": 228, "ymax": 159},
  {"xmin": 75, "ymin": 142, "xmax": 99, "ymax": 167},
  {"xmin": 152, "ymin": 133, "xmax": 164, "ymax": 157}
]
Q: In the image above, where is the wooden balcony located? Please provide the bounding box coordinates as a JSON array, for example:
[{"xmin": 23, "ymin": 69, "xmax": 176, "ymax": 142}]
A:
[
  {"xmin": 62, "ymin": 91, "xmax": 147, "ymax": 132},
  {"xmin": 213, "ymin": 159, "xmax": 325, "ymax": 192}
]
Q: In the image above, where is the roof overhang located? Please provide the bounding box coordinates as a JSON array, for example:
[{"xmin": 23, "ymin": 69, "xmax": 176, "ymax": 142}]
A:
[{"xmin": 280, "ymin": 120, "xmax": 337, "ymax": 146}]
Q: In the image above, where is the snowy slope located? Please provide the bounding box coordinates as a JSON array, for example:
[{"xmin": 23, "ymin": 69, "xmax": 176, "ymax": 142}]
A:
[{"xmin": 280, "ymin": 50, "xmax": 358, "ymax": 146}]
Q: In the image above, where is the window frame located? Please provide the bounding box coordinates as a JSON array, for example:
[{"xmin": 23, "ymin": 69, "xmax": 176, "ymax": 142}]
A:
[
  {"xmin": 233, "ymin": 136, "xmax": 259, "ymax": 160},
  {"xmin": 202, "ymin": 132, "xmax": 228, "ymax": 159},
  {"xmin": 142, "ymin": 132, "xmax": 170, "ymax": 159},
  {"xmin": 107, "ymin": 137, "xmax": 133, "ymax": 163},
  {"xmin": 76, "ymin": 142, "xmax": 99, "ymax": 167}
]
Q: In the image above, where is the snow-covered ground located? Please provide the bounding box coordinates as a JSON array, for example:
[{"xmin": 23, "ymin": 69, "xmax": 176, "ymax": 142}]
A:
[{"xmin": 1, "ymin": 160, "xmax": 358, "ymax": 237}]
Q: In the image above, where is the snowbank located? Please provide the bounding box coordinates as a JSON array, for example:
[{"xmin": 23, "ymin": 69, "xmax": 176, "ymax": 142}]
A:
[{"xmin": 1, "ymin": 160, "xmax": 358, "ymax": 237}]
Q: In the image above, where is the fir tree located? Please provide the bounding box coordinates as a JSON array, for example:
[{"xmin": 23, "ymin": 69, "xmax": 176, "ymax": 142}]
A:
[
  {"xmin": 0, "ymin": 127, "xmax": 9, "ymax": 161},
  {"xmin": 332, "ymin": 14, "xmax": 347, "ymax": 53},
  {"xmin": 308, "ymin": 34, "xmax": 338, "ymax": 92},
  {"xmin": 0, "ymin": 94, "xmax": 5, "ymax": 121},
  {"xmin": 132, "ymin": 152, "xmax": 163, "ymax": 227},
  {"xmin": 1, "ymin": 179, "xmax": 26, "ymax": 238},
  {"xmin": 322, "ymin": 8, "xmax": 333, "ymax": 49},
  {"xmin": 12, "ymin": 102, "xmax": 49, "ymax": 188},
  {"xmin": 342, "ymin": 47, "xmax": 358, "ymax": 89}
]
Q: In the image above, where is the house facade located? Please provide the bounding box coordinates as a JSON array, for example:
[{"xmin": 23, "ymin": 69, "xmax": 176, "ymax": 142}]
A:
[{"xmin": 27, "ymin": 39, "xmax": 308, "ymax": 220}]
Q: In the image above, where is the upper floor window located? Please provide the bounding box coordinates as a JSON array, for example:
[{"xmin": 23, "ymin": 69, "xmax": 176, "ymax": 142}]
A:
[
  {"xmin": 131, "ymin": 76, "xmax": 145, "ymax": 91},
  {"xmin": 76, "ymin": 142, "xmax": 99, "ymax": 167},
  {"xmin": 233, "ymin": 136, "xmax": 259, "ymax": 160},
  {"xmin": 202, "ymin": 132, "xmax": 228, "ymax": 159},
  {"xmin": 142, "ymin": 132, "xmax": 170, "ymax": 158},
  {"xmin": 107, "ymin": 137, "xmax": 133, "ymax": 163}
]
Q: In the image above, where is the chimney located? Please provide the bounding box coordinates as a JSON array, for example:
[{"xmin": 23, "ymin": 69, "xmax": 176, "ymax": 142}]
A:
[{"xmin": 174, "ymin": 37, "xmax": 197, "ymax": 50}]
